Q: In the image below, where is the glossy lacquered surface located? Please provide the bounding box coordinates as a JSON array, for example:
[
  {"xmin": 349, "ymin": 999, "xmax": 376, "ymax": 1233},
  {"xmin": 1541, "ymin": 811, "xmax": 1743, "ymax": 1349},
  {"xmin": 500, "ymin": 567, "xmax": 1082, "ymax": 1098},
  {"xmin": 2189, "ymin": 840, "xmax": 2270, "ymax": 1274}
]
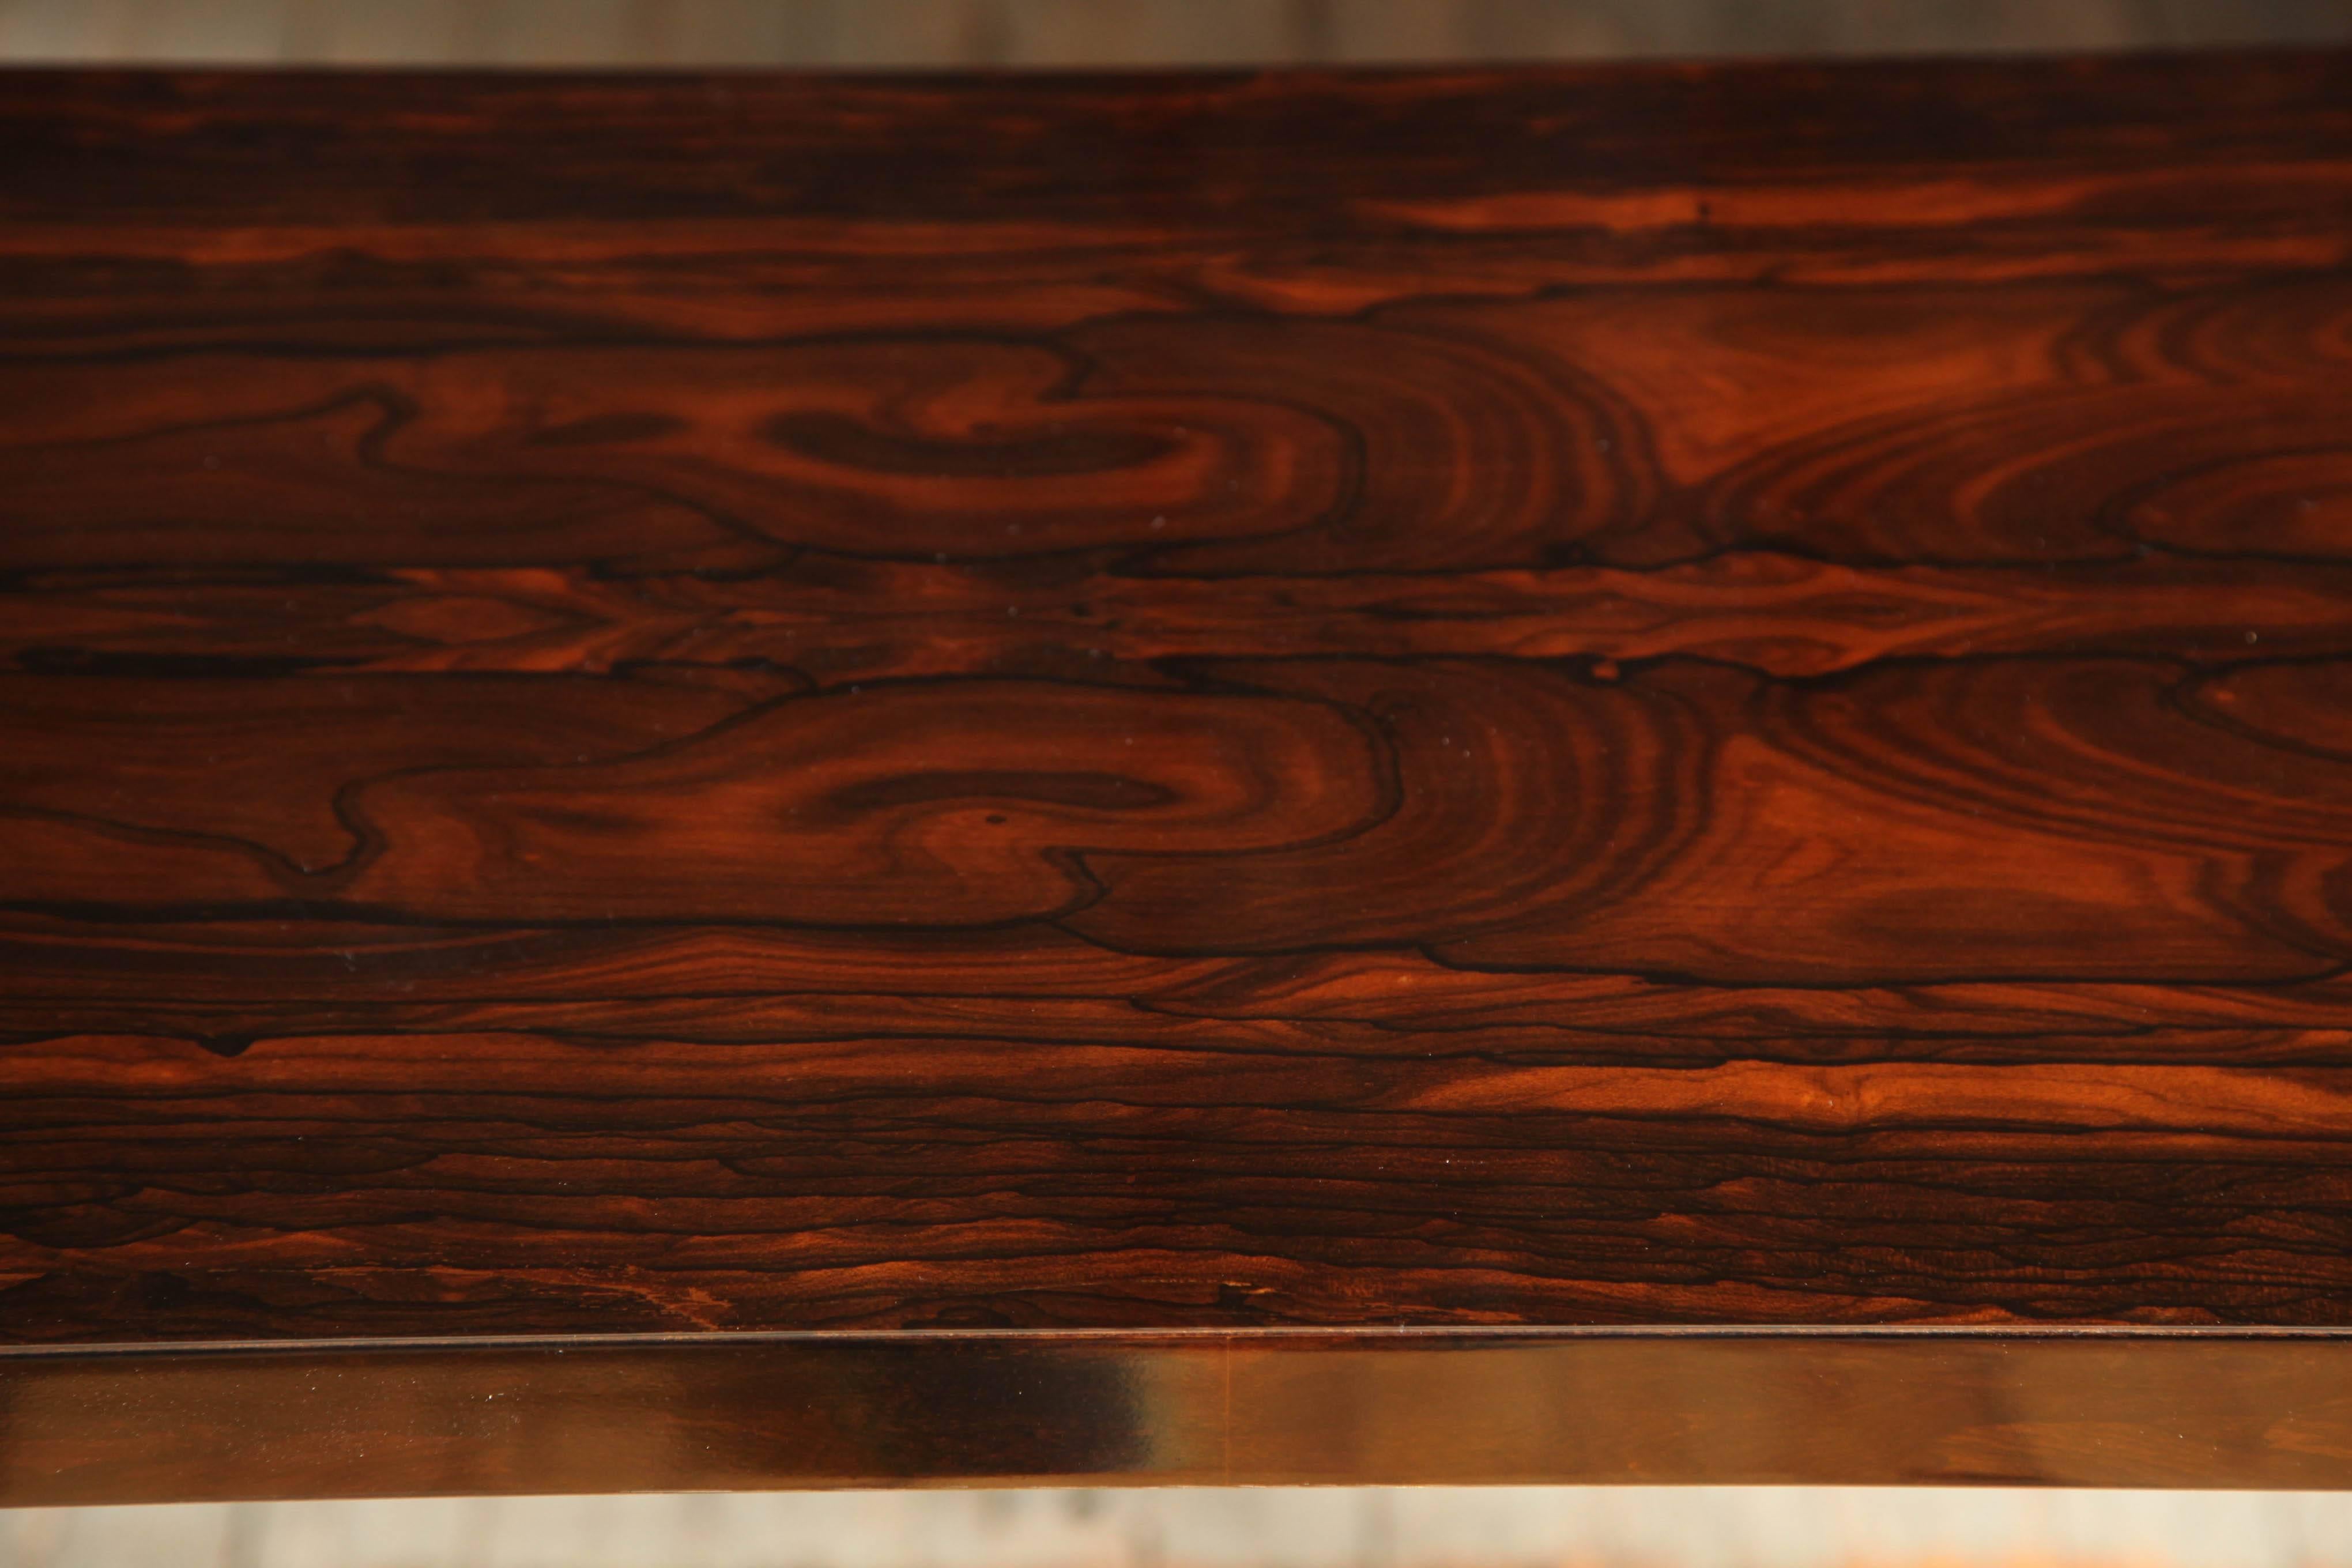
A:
[{"xmin": 6, "ymin": 51, "xmax": 2352, "ymax": 1490}]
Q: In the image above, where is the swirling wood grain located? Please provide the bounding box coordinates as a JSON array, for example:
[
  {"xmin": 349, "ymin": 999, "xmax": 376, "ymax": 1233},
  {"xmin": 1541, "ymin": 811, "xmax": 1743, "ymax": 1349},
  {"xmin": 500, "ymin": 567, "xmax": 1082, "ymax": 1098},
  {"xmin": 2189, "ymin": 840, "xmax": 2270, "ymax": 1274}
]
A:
[{"xmin": 8, "ymin": 56, "xmax": 2352, "ymax": 1345}]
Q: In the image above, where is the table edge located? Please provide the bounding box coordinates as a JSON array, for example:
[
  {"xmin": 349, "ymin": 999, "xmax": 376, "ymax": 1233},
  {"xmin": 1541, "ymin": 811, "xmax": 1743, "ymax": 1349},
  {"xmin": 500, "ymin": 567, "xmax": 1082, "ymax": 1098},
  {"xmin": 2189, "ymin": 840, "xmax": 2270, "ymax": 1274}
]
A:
[{"xmin": 8, "ymin": 1327, "xmax": 2352, "ymax": 1500}]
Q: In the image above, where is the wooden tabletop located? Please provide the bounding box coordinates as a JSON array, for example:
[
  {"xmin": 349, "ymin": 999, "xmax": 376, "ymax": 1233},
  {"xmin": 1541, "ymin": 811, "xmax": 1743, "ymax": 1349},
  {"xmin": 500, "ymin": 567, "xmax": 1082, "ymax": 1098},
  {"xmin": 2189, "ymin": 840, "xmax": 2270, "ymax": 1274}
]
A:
[{"xmin": 7, "ymin": 52, "xmax": 2352, "ymax": 1500}]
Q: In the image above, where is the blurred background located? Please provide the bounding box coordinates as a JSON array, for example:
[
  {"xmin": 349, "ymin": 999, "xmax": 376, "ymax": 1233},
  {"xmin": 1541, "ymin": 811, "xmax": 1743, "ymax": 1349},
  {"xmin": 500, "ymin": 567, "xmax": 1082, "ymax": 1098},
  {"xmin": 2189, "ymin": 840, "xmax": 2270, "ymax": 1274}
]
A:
[
  {"xmin": 10, "ymin": 1486, "xmax": 2352, "ymax": 1568},
  {"xmin": 6, "ymin": 1, "xmax": 2352, "ymax": 1563}
]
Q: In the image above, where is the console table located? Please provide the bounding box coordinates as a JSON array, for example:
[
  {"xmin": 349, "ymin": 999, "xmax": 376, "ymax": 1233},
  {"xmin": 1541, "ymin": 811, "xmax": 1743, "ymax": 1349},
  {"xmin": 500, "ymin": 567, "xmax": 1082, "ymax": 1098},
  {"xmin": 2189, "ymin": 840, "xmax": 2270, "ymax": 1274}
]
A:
[{"xmin": 7, "ymin": 51, "xmax": 2352, "ymax": 1501}]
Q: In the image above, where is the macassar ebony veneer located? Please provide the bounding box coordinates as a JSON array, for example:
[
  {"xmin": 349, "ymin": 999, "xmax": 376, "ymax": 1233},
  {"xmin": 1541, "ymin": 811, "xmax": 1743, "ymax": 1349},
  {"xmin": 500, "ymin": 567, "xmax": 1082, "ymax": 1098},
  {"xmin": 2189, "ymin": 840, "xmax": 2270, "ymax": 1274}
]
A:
[{"xmin": 7, "ymin": 52, "xmax": 2352, "ymax": 1498}]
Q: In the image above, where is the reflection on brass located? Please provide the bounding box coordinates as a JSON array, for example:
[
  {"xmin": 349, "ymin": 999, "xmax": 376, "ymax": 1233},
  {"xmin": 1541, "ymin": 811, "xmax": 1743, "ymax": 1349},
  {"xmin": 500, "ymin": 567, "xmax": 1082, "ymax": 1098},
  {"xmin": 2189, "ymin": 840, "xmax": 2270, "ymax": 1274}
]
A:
[{"xmin": 5, "ymin": 1331, "xmax": 2352, "ymax": 1503}]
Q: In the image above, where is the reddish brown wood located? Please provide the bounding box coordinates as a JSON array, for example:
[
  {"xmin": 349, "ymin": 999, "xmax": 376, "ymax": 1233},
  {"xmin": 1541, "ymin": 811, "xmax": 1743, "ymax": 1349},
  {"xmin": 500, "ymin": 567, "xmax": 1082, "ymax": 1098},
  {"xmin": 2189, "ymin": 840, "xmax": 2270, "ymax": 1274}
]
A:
[{"xmin": 6, "ymin": 52, "xmax": 2352, "ymax": 1491}]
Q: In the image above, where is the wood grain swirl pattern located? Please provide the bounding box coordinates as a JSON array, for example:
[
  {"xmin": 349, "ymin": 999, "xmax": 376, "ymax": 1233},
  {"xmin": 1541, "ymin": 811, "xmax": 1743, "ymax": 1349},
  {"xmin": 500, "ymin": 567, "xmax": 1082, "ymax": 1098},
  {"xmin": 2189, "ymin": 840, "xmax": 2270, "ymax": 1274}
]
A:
[{"xmin": 8, "ymin": 56, "xmax": 2352, "ymax": 1344}]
